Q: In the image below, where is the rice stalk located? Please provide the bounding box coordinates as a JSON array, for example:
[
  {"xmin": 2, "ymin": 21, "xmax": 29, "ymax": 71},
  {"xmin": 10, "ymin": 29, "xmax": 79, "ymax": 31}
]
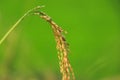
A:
[
  {"xmin": 0, "ymin": 6, "xmax": 75, "ymax": 80},
  {"xmin": 0, "ymin": 6, "xmax": 44, "ymax": 45}
]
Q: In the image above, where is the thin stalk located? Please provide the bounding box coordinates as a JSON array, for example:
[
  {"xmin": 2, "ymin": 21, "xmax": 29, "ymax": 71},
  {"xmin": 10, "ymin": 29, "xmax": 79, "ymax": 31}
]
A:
[{"xmin": 0, "ymin": 6, "xmax": 43, "ymax": 45}]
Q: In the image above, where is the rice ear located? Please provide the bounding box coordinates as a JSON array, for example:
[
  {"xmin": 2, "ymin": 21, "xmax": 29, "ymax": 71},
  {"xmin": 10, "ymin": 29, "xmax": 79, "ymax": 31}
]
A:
[{"xmin": 34, "ymin": 11, "xmax": 75, "ymax": 80}]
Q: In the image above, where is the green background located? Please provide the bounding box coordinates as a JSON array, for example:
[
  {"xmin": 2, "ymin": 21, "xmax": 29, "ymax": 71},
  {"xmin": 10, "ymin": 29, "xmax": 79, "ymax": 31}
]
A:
[{"xmin": 0, "ymin": 0, "xmax": 120, "ymax": 80}]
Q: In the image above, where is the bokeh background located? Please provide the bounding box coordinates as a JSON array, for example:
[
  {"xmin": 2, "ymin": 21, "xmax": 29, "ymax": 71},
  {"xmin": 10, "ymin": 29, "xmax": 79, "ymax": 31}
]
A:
[{"xmin": 0, "ymin": 0, "xmax": 120, "ymax": 80}]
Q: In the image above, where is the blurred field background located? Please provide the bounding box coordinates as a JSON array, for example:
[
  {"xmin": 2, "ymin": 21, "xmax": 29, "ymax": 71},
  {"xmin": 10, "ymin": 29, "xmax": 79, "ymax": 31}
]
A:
[{"xmin": 0, "ymin": 0, "xmax": 120, "ymax": 80}]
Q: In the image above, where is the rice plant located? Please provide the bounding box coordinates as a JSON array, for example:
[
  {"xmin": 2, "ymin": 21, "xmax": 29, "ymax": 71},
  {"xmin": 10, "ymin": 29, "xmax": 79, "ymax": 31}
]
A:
[{"xmin": 0, "ymin": 6, "xmax": 75, "ymax": 80}]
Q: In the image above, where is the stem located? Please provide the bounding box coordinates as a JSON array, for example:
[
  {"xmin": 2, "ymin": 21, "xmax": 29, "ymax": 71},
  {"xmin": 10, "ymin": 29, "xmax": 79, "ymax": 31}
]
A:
[{"xmin": 0, "ymin": 6, "xmax": 43, "ymax": 45}]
